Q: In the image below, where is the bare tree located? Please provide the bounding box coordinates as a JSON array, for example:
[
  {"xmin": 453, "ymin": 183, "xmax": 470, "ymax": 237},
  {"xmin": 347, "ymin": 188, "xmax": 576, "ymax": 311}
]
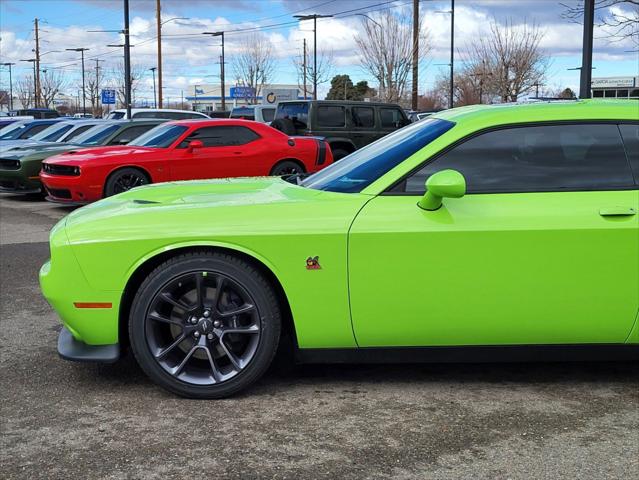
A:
[
  {"xmin": 111, "ymin": 62, "xmax": 145, "ymax": 107},
  {"xmin": 232, "ymin": 33, "xmax": 276, "ymax": 104},
  {"xmin": 562, "ymin": 0, "xmax": 639, "ymax": 47},
  {"xmin": 40, "ymin": 70, "xmax": 68, "ymax": 108},
  {"xmin": 292, "ymin": 47, "xmax": 334, "ymax": 99},
  {"xmin": 355, "ymin": 11, "xmax": 430, "ymax": 104},
  {"xmin": 464, "ymin": 19, "xmax": 549, "ymax": 102},
  {"xmin": 16, "ymin": 76, "xmax": 34, "ymax": 109},
  {"xmin": 85, "ymin": 66, "xmax": 105, "ymax": 117}
]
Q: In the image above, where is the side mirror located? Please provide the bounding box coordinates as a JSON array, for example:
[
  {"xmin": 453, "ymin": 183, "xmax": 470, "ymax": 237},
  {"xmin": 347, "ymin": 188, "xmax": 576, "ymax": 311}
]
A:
[
  {"xmin": 418, "ymin": 169, "xmax": 466, "ymax": 211},
  {"xmin": 187, "ymin": 140, "xmax": 204, "ymax": 152}
]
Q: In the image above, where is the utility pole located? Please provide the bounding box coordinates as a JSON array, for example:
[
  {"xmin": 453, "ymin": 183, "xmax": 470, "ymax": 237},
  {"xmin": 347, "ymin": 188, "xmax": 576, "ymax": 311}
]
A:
[
  {"xmin": 294, "ymin": 14, "xmax": 333, "ymax": 100},
  {"xmin": 94, "ymin": 59, "xmax": 103, "ymax": 116},
  {"xmin": 303, "ymin": 38, "xmax": 307, "ymax": 100},
  {"xmin": 66, "ymin": 47, "xmax": 89, "ymax": 115},
  {"xmin": 150, "ymin": 67, "xmax": 157, "ymax": 108},
  {"xmin": 411, "ymin": 0, "xmax": 419, "ymax": 111},
  {"xmin": 123, "ymin": 0, "xmax": 132, "ymax": 119},
  {"xmin": 156, "ymin": 0, "xmax": 163, "ymax": 108},
  {"xmin": 579, "ymin": 0, "xmax": 595, "ymax": 98},
  {"xmin": 2, "ymin": 63, "xmax": 15, "ymax": 110},
  {"xmin": 449, "ymin": 0, "xmax": 455, "ymax": 109},
  {"xmin": 202, "ymin": 31, "xmax": 225, "ymax": 111},
  {"xmin": 34, "ymin": 18, "xmax": 41, "ymax": 108}
]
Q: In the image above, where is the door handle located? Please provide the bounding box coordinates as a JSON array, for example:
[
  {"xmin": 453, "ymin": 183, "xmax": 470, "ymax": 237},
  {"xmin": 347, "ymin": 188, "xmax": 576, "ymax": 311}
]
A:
[{"xmin": 599, "ymin": 207, "xmax": 636, "ymax": 217}]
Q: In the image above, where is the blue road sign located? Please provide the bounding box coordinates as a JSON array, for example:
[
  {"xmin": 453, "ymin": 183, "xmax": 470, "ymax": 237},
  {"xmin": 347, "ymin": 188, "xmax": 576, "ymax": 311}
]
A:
[{"xmin": 101, "ymin": 89, "xmax": 116, "ymax": 104}]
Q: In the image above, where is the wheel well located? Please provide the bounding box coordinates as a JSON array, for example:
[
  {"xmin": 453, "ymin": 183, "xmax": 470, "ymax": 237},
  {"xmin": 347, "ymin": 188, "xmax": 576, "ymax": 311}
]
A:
[
  {"xmin": 327, "ymin": 141, "xmax": 355, "ymax": 153},
  {"xmin": 118, "ymin": 246, "xmax": 296, "ymax": 351},
  {"xmin": 270, "ymin": 158, "xmax": 306, "ymax": 175},
  {"xmin": 103, "ymin": 166, "xmax": 152, "ymax": 196}
]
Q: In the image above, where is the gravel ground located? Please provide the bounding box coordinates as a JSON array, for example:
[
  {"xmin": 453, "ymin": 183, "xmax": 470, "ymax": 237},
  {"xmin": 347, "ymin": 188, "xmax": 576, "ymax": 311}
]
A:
[{"xmin": 1, "ymin": 193, "xmax": 637, "ymax": 480}]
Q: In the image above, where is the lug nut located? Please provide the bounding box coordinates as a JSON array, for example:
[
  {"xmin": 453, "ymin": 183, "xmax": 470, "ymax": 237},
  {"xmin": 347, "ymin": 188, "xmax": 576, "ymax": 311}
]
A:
[
  {"xmin": 203, "ymin": 310, "xmax": 210, "ymax": 318},
  {"xmin": 207, "ymin": 333, "xmax": 214, "ymax": 340},
  {"xmin": 194, "ymin": 331, "xmax": 200, "ymax": 338},
  {"xmin": 190, "ymin": 317, "xmax": 197, "ymax": 324},
  {"xmin": 213, "ymin": 320, "xmax": 221, "ymax": 328}
]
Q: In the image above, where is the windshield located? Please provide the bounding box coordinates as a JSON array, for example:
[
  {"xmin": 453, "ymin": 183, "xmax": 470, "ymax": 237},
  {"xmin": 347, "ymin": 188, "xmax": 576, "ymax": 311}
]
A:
[
  {"xmin": 301, "ymin": 118, "xmax": 455, "ymax": 193},
  {"xmin": 30, "ymin": 123, "xmax": 72, "ymax": 142},
  {"xmin": 73, "ymin": 124, "xmax": 121, "ymax": 145},
  {"xmin": 230, "ymin": 107, "xmax": 255, "ymax": 120},
  {"xmin": 128, "ymin": 124, "xmax": 188, "ymax": 148},
  {"xmin": 0, "ymin": 122, "xmax": 28, "ymax": 140}
]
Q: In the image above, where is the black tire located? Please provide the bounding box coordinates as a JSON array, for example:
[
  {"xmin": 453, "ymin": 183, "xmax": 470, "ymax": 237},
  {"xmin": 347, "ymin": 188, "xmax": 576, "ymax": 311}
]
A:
[
  {"xmin": 331, "ymin": 148, "xmax": 351, "ymax": 161},
  {"xmin": 104, "ymin": 167, "xmax": 150, "ymax": 198},
  {"xmin": 270, "ymin": 118, "xmax": 296, "ymax": 135},
  {"xmin": 129, "ymin": 252, "xmax": 281, "ymax": 399},
  {"xmin": 270, "ymin": 160, "xmax": 306, "ymax": 176}
]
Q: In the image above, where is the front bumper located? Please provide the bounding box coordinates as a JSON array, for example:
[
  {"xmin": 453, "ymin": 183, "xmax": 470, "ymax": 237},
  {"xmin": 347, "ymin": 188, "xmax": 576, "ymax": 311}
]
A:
[
  {"xmin": 0, "ymin": 167, "xmax": 42, "ymax": 193},
  {"xmin": 40, "ymin": 225, "xmax": 122, "ymax": 347},
  {"xmin": 58, "ymin": 326, "xmax": 120, "ymax": 363},
  {"xmin": 40, "ymin": 171, "xmax": 101, "ymax": 203}
]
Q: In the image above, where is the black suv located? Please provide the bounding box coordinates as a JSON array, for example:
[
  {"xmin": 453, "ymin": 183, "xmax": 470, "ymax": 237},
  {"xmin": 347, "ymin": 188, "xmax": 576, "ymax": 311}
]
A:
[{"xmin": 271, "ymin": 100, "xmax": 410, "ymax": 160}]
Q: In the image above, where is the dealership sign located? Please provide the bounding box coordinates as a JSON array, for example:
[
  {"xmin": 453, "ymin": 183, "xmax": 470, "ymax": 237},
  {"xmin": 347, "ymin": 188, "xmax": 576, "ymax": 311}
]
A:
[
  {"xmin": 591, "ymin": 77, "xmax": 636, "ymax": 89},
  {"xmin": 262, "ymin": 88, "xmax": 298, "ymax": 104},
  {"xmin": 101, "ymin": 89, "xmax": 116, "ymax": 104},
  {"xmin": 231, "ymin": 86, "xmax": 256, "ymax": 98}
]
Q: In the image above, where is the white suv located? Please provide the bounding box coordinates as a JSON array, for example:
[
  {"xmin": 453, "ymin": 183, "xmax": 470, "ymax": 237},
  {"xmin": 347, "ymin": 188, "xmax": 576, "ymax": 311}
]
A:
[{"xmin": 106, "ymin": 109, "xmax": 209, "ymax": 120}]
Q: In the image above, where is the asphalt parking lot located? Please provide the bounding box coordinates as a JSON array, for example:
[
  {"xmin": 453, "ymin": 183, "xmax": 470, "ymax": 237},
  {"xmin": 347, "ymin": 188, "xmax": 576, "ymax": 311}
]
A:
[{"xmin": 0, "ymin": 193, "xmax": 638, "ymax": 480}]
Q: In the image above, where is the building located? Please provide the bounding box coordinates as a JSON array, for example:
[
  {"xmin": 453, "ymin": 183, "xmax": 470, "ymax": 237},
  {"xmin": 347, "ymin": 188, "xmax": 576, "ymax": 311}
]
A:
[
  {"xmin": 184, "ymin": 84, "xmax": 308, "ymax": 113},
  {"xmin": 591, "ymin": 76, "xmax": 639, "ymax": 99}
]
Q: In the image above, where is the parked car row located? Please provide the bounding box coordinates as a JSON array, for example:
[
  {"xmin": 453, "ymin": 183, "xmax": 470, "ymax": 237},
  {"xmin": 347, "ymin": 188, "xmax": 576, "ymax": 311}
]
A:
[
  {"xmin": 0, "ymin": 118, "xmax": 333, "ymax": 202},
  {"xmin": 0, "ymin": 100, "xmax": 412, "ymax": 203}
]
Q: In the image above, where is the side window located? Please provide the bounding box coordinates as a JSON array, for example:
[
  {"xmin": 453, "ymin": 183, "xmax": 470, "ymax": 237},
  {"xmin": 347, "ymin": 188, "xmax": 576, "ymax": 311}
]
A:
[
  {"xmin": 109, "ymin": 125, "xmax": 156, "ymax": 144},
  {"xmin": 619, "ymin": 124, "xmax": 639, "ymax": 181},
  {"xmin": 63, "ymin": 125, "xmax": 94, "ymax": 141},
  {"xmin": 380, "ymin": 108, "xmax": 405, "ymax": 128},
  {"xmin": 179, "ymin": 126, "xmax": 260, "ymax": 147},
  {"xmin": 317, "ymin": 106, "xmax": 346, "ymax": 127},
  {"xmin": 352, "ymin": 107, "xmax": 375, "ymax": 128},
  {"xmin": 401, "ymin": 124, "xmax": 634, "ymax": 194},
  {"xmin": 262, "ymin": 108, "xmax": 275, "ymax": 122}
]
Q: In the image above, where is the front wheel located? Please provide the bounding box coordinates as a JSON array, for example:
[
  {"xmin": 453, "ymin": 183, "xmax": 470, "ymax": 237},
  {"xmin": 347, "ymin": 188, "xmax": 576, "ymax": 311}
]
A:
[
  {"xmin": 104, "ymin": 167, "xmax": 150, "ymax": 198},
  {"xmin": 129, "ymin": 252, "xmax": 281, "ymax": 398}
]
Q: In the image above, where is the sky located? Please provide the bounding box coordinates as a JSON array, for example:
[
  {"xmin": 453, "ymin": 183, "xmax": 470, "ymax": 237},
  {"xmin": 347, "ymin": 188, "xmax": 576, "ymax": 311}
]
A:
[{"xmin": 0, "ymin": 0, "xmax": 638, "ymax": 104}]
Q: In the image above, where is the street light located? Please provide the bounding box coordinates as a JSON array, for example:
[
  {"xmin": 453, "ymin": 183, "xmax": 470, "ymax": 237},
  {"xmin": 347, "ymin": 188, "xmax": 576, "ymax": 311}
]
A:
[
  {"xmin": 149, "ymin": 67, "xmax": 157, "ymax": 108},
  {"xmin": 294, "ymin": 14, "xmax": 333, "ymax": 100},
  {"xmin": 1, "ymin": 62, "xmax": 16, "ymax": 110},
  {"xmin": 202, "ymin": 31, "xmax": 226, "ymax": 111},
  {"xmin": 66, "ymin": 47, "xmax": 90, "ymax": 115},
  {"xmin": 157, "ymin": 13, "xmax": 189, "ymax": 108}
]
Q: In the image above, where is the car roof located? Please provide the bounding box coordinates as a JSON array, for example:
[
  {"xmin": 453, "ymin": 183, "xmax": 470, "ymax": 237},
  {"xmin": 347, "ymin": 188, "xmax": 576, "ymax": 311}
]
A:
[
  {"xmin": 165, "ymin": 119, "xmax": 261, "ymax": 127},
  {"xmin": 432, "ymin": 99, "xmax": 639, "ymax": 125},
  {"xmin": 278, "ymin": 100, "xmax": 403, "ymax": 107}
]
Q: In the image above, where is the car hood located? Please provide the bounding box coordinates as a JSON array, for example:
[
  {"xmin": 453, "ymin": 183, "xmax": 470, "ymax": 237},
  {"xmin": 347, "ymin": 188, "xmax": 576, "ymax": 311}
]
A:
[
  {"xmin": 46, "ymin": 146, "xmax": 156, "ymax": 164},
  {"xmin": 0, "ymin": 142, "xmax": 72, "ymax": 158},
  {"xmin": 0, "ymin": 140, "xmax": 57, "ymax": 152},
  {"xmin": 65, "ymin": 176, "xmax": 365, "ymax": 230}
]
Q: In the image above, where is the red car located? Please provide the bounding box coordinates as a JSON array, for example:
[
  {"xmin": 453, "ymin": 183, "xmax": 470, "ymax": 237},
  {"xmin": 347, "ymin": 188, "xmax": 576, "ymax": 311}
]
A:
[{"xmin": 40, "ymin": 119, "xmax": 332, "ymax": 204}]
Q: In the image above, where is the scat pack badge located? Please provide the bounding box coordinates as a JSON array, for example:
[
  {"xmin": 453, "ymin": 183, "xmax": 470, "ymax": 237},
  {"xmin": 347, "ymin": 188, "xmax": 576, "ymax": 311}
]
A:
[{"xmin": 305, "ymin": 256, "xmax": 321, "ymax": 270}]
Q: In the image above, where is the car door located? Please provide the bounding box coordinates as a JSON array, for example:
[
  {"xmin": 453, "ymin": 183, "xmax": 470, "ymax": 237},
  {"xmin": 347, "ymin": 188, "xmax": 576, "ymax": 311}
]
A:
[
  {"xmin": 351, "ymin": 106, "xmax": 377, "ymax": 148},
  {"xmin": 170, "ymin": 125, "xmax": 262, "ymax": 180},
  {"xmin": 349, "ymin": 123, "xmax": 639, "ymax": 347}
]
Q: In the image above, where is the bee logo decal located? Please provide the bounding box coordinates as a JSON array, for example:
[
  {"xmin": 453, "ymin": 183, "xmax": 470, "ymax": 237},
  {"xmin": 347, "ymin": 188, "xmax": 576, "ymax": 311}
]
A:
[{"xmin": 306, "ymin": 256, "xmax": 321, "ymax": 270}]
